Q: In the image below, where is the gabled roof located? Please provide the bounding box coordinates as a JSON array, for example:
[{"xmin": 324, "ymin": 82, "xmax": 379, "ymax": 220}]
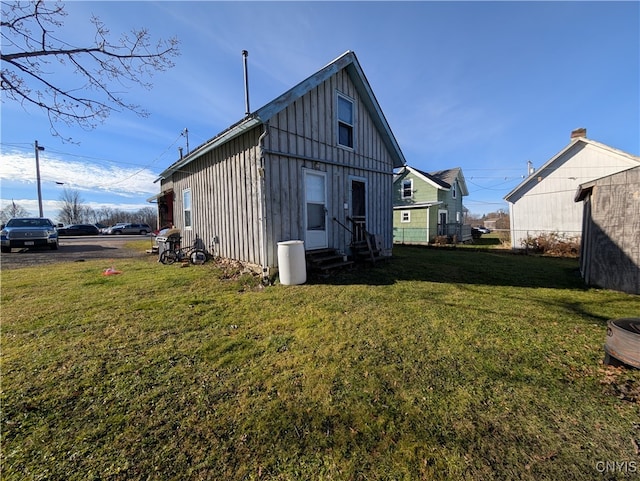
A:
[
  {"xmin": 396, "ymin": 165, "xmax": 469, "ymax": 195},
  {"xmin": 504, "ymin": 136, "xmax": 640, "ymax": 202},
  {"xmin": 158, "ymin": 51, "xmax": 405, "ymax": 180},
  {"xmin": 428, "ymin": 167, "xmax": 469, "ymax": 196},
  {"xmin": 574, "ymin": 165, "xmax": 640, "ymax": 202}
]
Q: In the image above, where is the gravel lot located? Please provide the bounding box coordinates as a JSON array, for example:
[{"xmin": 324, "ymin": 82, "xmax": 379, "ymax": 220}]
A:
[{"xmin": 0, "ymin": 236, "xmax": 154, "ymax": 270}]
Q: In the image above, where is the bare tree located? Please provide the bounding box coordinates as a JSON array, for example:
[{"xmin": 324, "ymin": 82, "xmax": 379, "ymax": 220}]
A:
[
  {"xmin": 0, "ymin": 200, "xmax": 30, "ymax": 223},
  {"xmin": 57, "ymin": 188, "xmax": 86, "ymax": 224},
  {"xmin": 1, "ymin": 0, "xmax": 180, "ymax": 140},
  {"xmin": 134, "ymin": 206, "xmax": 157, "ymax": 226}
]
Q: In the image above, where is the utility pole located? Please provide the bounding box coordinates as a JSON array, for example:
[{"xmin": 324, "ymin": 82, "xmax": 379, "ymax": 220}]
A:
[{"xmin": 34, "ymin": 140, "xmax": 45, "ymax": 217}]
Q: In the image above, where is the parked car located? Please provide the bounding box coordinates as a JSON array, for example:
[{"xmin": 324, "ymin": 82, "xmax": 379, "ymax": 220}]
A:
[
  {"xmin": 0, "ymin": 217, "xmax": 59, "ymax": 252},
  {"xmin": 104, "ymin": 223, "xmax": 152, "ymax": 235},
  {"xmin": 476, "ymin": 226, "xmax": 491, "ymax": 234},
  {"xmin": 57, "ymin": 224, "xmax": 100, "ymax": 236}
]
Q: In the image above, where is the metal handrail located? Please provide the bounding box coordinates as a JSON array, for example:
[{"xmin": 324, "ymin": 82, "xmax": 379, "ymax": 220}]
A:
[{"xmin": 332, "ymin": 217, "xmax": 353, "ymax": 235}]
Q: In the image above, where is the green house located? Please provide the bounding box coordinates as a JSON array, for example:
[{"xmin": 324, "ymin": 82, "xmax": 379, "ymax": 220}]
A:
[{"xmin": 393, "ymin": 166, "xmax": 470, "ymax": 244}]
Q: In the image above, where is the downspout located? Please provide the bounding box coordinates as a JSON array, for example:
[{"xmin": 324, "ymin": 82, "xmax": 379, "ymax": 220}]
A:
[{"xmin": 257, "ymin": 123, "xmax": 269, "ymax": 283}]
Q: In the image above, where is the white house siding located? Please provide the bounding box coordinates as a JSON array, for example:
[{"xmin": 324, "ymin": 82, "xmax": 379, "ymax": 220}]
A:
[
  {"xmin": 262, "ymin": 68, "xmax": 395, "ymax": 265},
  {"xmin": 508, "ymin": 141, "xmax": 640, "ymax": 249},
  {"xmin": 167, "ymin": 127, "xmax": 264, "ymax": 266}
]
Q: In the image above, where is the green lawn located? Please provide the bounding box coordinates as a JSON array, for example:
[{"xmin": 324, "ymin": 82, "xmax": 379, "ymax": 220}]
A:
[{"xmin": 2, "ymin": 246, "xmax": 639, "ymax": 480}]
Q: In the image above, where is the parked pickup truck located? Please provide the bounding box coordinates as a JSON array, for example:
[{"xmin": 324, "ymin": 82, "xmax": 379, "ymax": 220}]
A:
[{"xmin": 1, "ymin": 217, "xmax": 59, "ymax": 253}]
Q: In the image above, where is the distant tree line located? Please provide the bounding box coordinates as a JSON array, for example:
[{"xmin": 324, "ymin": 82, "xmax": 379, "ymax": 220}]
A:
[{"xmin": 0, "ymin": 188, "xmax": 157, "ymax": 228}]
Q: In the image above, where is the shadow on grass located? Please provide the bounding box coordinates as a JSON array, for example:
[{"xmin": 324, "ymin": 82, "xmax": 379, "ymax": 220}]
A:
[
  {"xmin": 469, "ymin": 237, "xmax": 501, "ymax": 246},
  {"xmin": 308, "ymin": 245, "xmax": 586, "ymax": 291}
]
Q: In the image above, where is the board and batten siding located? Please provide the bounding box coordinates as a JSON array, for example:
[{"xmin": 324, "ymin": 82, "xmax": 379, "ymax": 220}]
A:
[
  {"xmin": 168, "ymin": 127, "xmax": 264, "ymax": 267},
  {"xmin": 262, "ymin": 68, "xmax": 395, "ymax": 267},
  {"xmin": 579, "ymin": 167, "xmax": 640, "ymax": 294},
  {"xmin": 160, "ymin": 65, "xmax": 398, "ymax": 271}
]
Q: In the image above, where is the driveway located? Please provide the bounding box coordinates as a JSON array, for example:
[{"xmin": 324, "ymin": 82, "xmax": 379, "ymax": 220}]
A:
[{"xmin": 0, "ymin": 236, "xmax": 154, "ymax": 270}]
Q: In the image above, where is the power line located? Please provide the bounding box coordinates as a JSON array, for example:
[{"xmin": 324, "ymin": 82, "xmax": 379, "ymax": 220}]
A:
[{"xmin": 0, "ymin": 133, "xmax": 183, "ymax": 171}]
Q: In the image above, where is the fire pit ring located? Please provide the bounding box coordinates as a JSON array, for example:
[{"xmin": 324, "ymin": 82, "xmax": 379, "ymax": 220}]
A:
[{"xmin": 604, "ymin": 318, "xmax": 640, "ymax": 369}]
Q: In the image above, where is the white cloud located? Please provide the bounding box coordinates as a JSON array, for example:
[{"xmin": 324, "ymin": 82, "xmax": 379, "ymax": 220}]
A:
[
  {"xmin": 0, "ymin": 198, "xmax": 151, "ymax": 222},
  {"xmin": 0, "ymin": 149, "xmax": 157, "ymax": 197}
]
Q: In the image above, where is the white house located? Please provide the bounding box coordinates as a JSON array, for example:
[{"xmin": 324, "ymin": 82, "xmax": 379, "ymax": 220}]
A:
[{"xmin": 504, "ymin": 128, "xmax": 640, "ymax": 249}]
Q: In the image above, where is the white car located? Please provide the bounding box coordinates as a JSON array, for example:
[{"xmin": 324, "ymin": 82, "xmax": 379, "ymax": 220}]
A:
[{"xmin": 104, "ymin": 223, "xmax": 152, "ymax": 235}]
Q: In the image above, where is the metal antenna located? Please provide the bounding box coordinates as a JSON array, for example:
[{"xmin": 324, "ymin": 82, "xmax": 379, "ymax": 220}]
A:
[
  {"xmin": 182, "ymin": 128, "xmax": 189, "ymax": 154},
  {"xmin": 242, "ymin": 50, "xmax": 250, "ymax": 116}
]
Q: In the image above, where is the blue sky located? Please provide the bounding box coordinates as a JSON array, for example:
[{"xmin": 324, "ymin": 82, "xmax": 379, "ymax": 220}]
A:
[{"xmin": 2, "ymin": 1, "xmax": 639, "ymax": 221}]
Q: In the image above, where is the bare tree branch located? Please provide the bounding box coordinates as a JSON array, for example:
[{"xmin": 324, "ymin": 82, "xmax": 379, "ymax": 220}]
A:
[{"xmin": 1, "ymin": 0, "xmax": 180, "ymax": 141}]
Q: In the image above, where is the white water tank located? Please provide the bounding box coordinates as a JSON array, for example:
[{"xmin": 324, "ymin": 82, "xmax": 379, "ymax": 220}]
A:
[{"xmin": 277, "ymin": 240, "xmax": 306, "ymax": 285}]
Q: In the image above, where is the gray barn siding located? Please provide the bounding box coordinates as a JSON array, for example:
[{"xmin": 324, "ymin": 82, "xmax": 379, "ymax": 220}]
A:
[
  {"xmin": 160, "ymin": 56, "xmax": 398, "ymax": 272},
  {"xmin": 579, "ymin": 167, "xmax": 640, "ymax": 294},
  {"xmin": 169, "ymin": 128, "xmax": 263, "ymax": 266},
  {"xmin": 262, "ymin": 69, "xmax": 395, "ymax": 264}
]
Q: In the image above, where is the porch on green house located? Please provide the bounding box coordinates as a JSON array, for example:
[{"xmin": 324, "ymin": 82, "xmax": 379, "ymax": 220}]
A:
[{"xmin": 393, "ymin": 223, "xmax": 473, "ymax": 245}]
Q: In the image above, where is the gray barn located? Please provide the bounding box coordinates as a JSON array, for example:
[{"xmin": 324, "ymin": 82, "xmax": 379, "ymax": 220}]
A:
[
  {"xmin": 152, "ymin": 51, "xmax": 405, "ymax": 277},
  {"xmin": 575, "ymin": 166, "xmax": 640, "ymax": 295}
]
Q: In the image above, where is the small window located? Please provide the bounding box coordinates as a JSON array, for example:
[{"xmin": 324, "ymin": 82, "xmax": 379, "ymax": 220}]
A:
[
  {"xmin": 307, "ymin": 204, "xmax": 326, "ymax": 230},
  {"xmin": 337, "ymin": 94, "xmax": 354, "ymax": 148},
  {"xmin": 452, "ymin": 181, "xmax": 457, "ymax": 199},
  {"xmin": 401, "ymin": 211, "xmax": 410, "ymax": 223},
  {"xmin": 183, "ymin": 189, "xmax": 192, "ymax": 229},
  {"xmin": 402, "ymin": 179, "xmax": 413, "ymax": 199}
]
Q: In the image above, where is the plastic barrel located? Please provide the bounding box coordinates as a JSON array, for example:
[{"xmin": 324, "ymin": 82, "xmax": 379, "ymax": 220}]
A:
[{"xmin": 277, "ymin": 240, "xmax": 306, "ymax": 285}]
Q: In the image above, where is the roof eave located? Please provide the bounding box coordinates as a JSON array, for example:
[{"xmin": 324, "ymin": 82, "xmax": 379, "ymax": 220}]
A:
[
  {"xmin": 257, "ymin": 51, "xmax": 406, "ymax": 168},
  {"xmin": 401, "ymin": 166, "xmax": 450, "ymax": 190},
  {"xmin": 156, "ymin": 50, "xmax": 406, "ymax": 181},
  {"xmin": 156, "ymin": 117, "xmax": 263, "ymax": 181},
  {"xmin": 504, "ymin": 137, "xmax": 640, "ymax": 202},
  {"xmin": 504, "ymin": 138, "xmax": 584, "ymax": 201},
  {"xmin": 393, "ymin": 201, "xmax": 443, "ymax": 210}
]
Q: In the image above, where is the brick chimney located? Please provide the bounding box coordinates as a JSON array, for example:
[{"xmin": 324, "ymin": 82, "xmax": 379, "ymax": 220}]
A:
[{"xmin": 570, "ymin": 128, "xmax": 587, "ymax": 140}]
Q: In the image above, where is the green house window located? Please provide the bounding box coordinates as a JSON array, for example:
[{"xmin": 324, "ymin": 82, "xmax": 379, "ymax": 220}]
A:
[{"xmin": 402, "ymin": 179, "xmax": 413, "ymax": 199}]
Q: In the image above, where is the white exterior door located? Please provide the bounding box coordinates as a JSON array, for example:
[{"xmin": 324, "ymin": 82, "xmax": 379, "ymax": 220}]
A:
[{"xmin": 304, "ymin": 170, "xmax": 328, "ymax": 250}]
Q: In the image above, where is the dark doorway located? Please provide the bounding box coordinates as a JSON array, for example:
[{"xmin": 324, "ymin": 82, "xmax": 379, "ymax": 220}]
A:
[{"xmin": 351, "ymin": 180, "xmax": 366, "ymax": 242}]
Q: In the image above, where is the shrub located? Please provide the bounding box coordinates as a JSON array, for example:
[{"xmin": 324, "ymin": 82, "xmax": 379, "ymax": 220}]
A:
[
  {"xmin": 497, "ymin": 230, "xmax": 511, "ymax": 248},
  {"xmin": 521, "ymin": 232, "xmax": 580, "ymax": 257},
  {"xmin": 434, "ymin": 235, "xmax": 450, "ymax": 245}
]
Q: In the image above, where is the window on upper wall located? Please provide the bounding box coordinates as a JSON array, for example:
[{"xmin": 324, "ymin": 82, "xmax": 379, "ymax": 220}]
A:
[
  {"xmin": 183, "ymin": 188, "xmax": 192, "ymax": 229},
  {"xmin": 452, "ymin": 181, "xmax": 457, "ymax": 199},
  {"xmin": 337, "ymin": 93, "xmax": 354, "ymax": 149},
  {"xmin": 402, "ymin": 179, "xmax": 413, "ymax": 199},
  {"xmin": 401, "ymin": 211, "xmax": 410, "ymax": 223}
]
